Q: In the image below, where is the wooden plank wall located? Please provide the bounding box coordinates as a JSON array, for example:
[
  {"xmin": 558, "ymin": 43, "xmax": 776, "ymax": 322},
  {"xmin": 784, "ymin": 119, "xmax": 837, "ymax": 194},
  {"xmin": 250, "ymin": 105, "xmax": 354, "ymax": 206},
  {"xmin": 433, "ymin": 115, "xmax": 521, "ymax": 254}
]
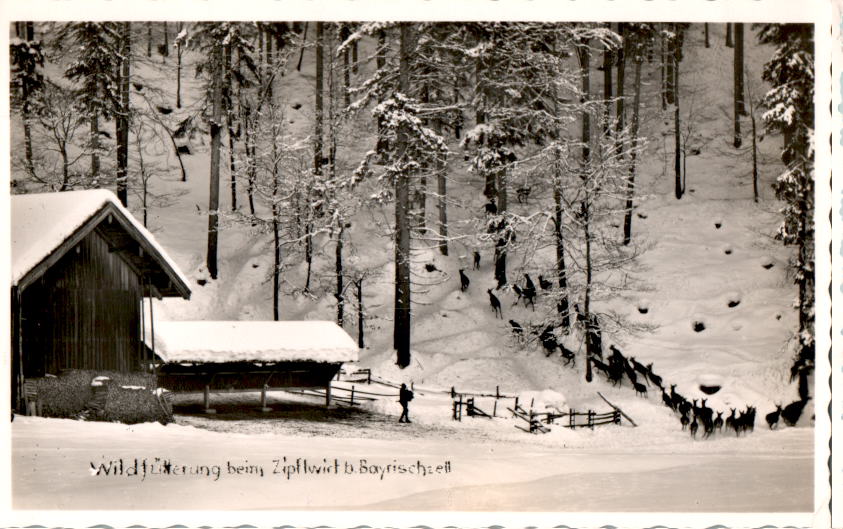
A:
[{"xmin": 20, "ymin": 229, "xmax": 143, "ymax": 376}]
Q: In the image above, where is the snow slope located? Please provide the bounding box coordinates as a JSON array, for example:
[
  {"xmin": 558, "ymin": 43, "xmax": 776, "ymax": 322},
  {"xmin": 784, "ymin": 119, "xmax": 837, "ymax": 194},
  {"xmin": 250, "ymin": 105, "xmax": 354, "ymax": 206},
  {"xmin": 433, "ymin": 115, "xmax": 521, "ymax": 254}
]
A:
[{"xmin": 8, "ymin": 22, "xmax": 816, "ymax": 514}]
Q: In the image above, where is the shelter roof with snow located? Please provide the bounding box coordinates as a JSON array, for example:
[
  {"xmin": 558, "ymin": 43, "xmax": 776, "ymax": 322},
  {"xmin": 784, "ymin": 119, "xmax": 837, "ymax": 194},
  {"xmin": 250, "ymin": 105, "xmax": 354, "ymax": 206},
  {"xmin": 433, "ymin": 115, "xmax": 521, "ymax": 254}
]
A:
[
  {"xmin": 11, "ymin": 189, "xmax": 190, "ymax": 298},
  {"xmin": 146, "ymin": 321, "xmax": 359, "ymax": 364}
]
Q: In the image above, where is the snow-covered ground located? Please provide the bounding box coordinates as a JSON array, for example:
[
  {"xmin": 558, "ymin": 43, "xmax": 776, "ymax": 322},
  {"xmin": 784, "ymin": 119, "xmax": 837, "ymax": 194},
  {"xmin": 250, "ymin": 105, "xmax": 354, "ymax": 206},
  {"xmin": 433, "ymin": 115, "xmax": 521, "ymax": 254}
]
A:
[
  {"xmin": 7, "ymin": 20, "xmax": 827, "ymax": 522},
  {"xmin": 12, "ymin": 415, "xmax": 813, "ymax": 512}
]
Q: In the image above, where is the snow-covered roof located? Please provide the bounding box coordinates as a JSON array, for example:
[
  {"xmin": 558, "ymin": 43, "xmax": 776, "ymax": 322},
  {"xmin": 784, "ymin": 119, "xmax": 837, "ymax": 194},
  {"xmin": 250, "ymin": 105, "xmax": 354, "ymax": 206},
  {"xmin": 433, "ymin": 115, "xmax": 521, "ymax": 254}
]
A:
[
  {"xmin": 145, "ymin": 320, "xmax": 360, "ymax": 364},
  {"xmin": 11, "ymin": 189, "xmax": 190, "ymax": 297}
]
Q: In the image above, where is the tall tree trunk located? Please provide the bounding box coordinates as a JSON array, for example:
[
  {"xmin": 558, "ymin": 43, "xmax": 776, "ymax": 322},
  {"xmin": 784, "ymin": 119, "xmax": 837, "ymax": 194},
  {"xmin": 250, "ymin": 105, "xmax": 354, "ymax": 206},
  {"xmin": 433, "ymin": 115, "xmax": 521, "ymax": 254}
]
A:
[
  {"xmin": 356, "ymin": 278, "xmax": 365, "ymax": 348},
  {"xmin": 89, "ymin": 110, "xmax": 99, "ymax": 181},
  {"xmin": 271, "ymin": 123, "xmax": 281, "ymax": 320},
  {"xmin": 394, "ymin": 23, "xmax": 413, "ymax": 368},
  {"xmin": 352, "ymin": 39, "xmax": 359, "ymax": 74},
  {"xmin": 226, "ymin": 43, "xmax": 237, "ymax": 212},
  {"xmin": 665, "ymin": 25, "xmax": 675, "ymax": 105},
  {"xmin": 553, "ymin": 152, "xmax": 569, "ymax": 329},
  {"xmin": 751, "ymin": 110, "xmax": 759, "ymax": 202},
  {"xmin": 615, "ymin": 22, "xmax": 626, "ymax": 154},
  {"xmin": 733, "ymin": 22, "xmax": 744, "ymax": 148},
  {"xmin": 579, "ymin": 38, "xmax": 593, "ymax": 382},
  {"xmin": 623, "ymin": 57, "xmax": 643, "ymax": 245},
  {"xmin": 162, "ymin": 21, "xmax": 169, "ymax": 57},
  {"xmin": 176, "ymin": 22, "xmax": 183, "ymax": 108},
  {"xmin": 265, "ymin": 26, "xmax": 273, "ymax": 100},
  {"xmin": 726, "ymin": 22, "xmax": 733, "ymax": 48},
  {"xmin": 207, "ymin": 40, "xmax": 223, "ymax": 280},
  {"xmin": 147, "ymin": 22, "xmax": 152, "ymax": 57},
  {"xmin": 116, "ymin": 22, "xmax": 131, "ymax": 207},
  {"xmin": 375, "ymin": 29, "xmax": 388, "ymax": 158},
  {"xmin": 674, "ymin": 54, "xmax": 682, "ymax": 199},
  {"xmin": 660, "ymin": 29, "xmax": 667, "ymax": 110},
  {"xmin": 579, "ymin": 40, "xmax": 591, "ymax": 166},
  {"xmin": 476, "ymin": 55, "xmax": 495, "ymax": 199},
  {"xmin": 296, "ymin": 22, "xmax": 308, "ymax": 72},
  {"xmin": 437, "ymin": 158, "xmax": 448, "ymax": 256},
  {"xmin": 340, "ymin": 24, "xmax": 351, "ymax": 109},
  {"xmin": 602, "ymin": 24, "xmax": 613, "ymax": 137},
  {"xmin": 583, "ymin": 195, "xmax": 593, "ymax": 383},
  {"xmin": 314, "ymin": 22, "xmax": 324, "ymax": 174},
  {"xmin": 336, "ymin": 224, "xmax": 345, "ymax": 327},
  {"xmin": 704, "ymin": 23, "xmax": 710, "ymax": 48}
]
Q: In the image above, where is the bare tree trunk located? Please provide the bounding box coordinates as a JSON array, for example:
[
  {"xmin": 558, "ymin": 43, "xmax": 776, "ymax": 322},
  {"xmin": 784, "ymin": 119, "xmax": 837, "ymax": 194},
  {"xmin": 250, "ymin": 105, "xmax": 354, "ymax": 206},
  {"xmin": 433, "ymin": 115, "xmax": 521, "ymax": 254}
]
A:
[
  {"xmin": 751, "ymin": 104, "xmax": 759, "ymax": 202},
  {"xmin": 176, "ymin": 22, "xmax": 183, "ymax": 108},
  {"xmin": 296, "ymin": 22, "xmax": 308, "ymax": 72},
  {"xmin": 356, "ymin": 278, "xmax": 365, "ymax": 348},
  {"xmin": 207, "ymin": 40, "xmax": 223, "ymax": 280},
  {"xmin": 437, "ymin": 159, "xmax": 448, "ymax": 256},
  {"xmin": 674, "ymin": 55, "xmax": 683, "ymax": 200},
  {"xmin": 615, "ymin": 22, "xmax": 626, "ymax": 154},
  {"xmin": 314, "ymin": 22, "xmax": 324, "ymax": 174},
  {"xmin": 226, "ymin": 43, "xmax": 237, "ymax": 212},
  {"xmin": 623, "ymin": 58, "xmax": 643, "ymax": 245},
  {"xmin": 602, "ymin": 23, "xmax": 613, "ymax": 137},
  {"xmin": 733, "ymin": 22, "xmax": 744, "ymax": 148},
  {"xmin": 116, "ymin": 22, "xmax": 131, "ymax": 207},
  {"xmin": 394, "ymin": 23, "xmax": 413, "ymax": 368},
  {"xmin": 162, "ymin": 21, "xmax": 169, "ymax": 58},
  {"xmin": 89, "ymin": 110, "xmax": 99, "ymax": 181},
  {"xmin": 553, "ymin": 153, "xmax": 569, "ymax": 329},
  {"xmin": 147, "ymin": 22, "xmax": 152, "ymax": 57},
  {"xmin": 271, "ymin": 122, "xmax": 281, "ymax": 320},
  {"xmin": 336, "ymin": 224, "xmax": 345, "ymax": 327},
  {"xmin": 665, "ymin": 25, "xmax": 675, "ymax": 106},
  {"xmin": 352, "ymin": 39, "xmax": 358, "ymax": 74},
  {"xmin": 340, "ymin": 24, "xmax": 351, "ymax": 109},
  {"xmin": 726, "ymin": 22, "xmax": 733, "ymax": 48},
  {"xmin": 704, "ymin": 23, "xmax": 710, "ymax": 48},
  {"xmin": 376, "ymin": 29, "xmax": 388, "ymax": 158}
]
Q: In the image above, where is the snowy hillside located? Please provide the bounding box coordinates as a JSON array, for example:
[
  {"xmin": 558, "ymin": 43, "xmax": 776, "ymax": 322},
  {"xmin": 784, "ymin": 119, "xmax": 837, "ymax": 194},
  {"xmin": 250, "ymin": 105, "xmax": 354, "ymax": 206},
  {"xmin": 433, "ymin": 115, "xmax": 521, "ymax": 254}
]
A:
[{"xmin": 9, "ymin": 21, "xmax": 818, "ymax": 514}]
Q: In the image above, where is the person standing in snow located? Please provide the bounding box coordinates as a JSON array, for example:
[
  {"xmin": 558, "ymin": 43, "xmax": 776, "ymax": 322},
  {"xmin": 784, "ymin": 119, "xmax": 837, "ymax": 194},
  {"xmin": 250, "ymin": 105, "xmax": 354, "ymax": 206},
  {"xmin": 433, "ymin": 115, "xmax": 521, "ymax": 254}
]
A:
[{"xmin": 398, "ymin": 383, "xmax": 414, "ymax": 423}]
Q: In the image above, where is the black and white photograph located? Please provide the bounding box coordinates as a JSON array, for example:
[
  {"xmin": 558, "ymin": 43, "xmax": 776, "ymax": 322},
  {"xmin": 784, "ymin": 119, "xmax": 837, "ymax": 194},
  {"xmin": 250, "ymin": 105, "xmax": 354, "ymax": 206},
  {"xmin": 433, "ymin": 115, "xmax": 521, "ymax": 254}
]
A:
[{"xmin": 4, "ymin": 1, "xmax": 835, "ymax": 527}]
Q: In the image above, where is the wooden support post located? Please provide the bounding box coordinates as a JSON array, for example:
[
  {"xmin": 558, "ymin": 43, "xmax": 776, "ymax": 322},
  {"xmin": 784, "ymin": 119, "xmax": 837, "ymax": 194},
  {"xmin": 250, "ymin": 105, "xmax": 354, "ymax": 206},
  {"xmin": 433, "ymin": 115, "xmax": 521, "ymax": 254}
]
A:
[
  {"xmin": 514, "ymin": 396, "xmax": 519, "ymax": 410},
  {"xmin": 458, "ymin": 394, "xmax": 463, "ymax": 421},
  {"xmin": 495, "ymin": 385, "xmax": 500, "ymax": 399},
  {"xmin": 203, "ymin": 385, "xmax": 216, "ymax": 414},
  {"xmin": 350, "ymin": 385, "xmax": 355, "ymax": 406},
  {"xmin": 492, "ymin": 400, "xmax": 497, "ymax": 417},
  {"xmin": 588, "ymin": 410, "xmax": 594, "ymax": 429},
  {"xmin": 260, "ymin": 384, "xmax": 272, "ymax": 412},
  {"xmin": 570, "ymin": 409, "xmax": 575, "ymax": 429},
  {"xmin": 451, "ymin": 386, "xmax": 456, "ymax": 399},
  {"xmin": 325, "ymin": 383, "xmax": 332, "ymax": 407},
  {"xmin": 452, "ymin": 400, "xmax": 457, "ymax": 421}
]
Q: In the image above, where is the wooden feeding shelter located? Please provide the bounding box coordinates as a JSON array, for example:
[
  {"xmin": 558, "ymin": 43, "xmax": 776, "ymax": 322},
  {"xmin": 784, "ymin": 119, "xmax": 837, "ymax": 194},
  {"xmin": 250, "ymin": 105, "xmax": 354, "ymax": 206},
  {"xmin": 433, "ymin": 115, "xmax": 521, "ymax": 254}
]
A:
[
  {"xmin": 145, "ymin": 320, "xmax": 359, "ymax": 412},
  {"xmin": 10, "ymin": 190, "xmax": 191, "ymax": 412}
]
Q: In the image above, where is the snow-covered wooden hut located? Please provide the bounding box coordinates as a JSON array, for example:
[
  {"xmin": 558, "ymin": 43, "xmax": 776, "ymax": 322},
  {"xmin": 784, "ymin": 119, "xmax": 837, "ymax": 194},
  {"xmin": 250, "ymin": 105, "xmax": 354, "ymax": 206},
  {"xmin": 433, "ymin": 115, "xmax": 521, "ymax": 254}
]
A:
[
  {"xmin": 146, "ymin": 320, "xmax": 359, "ymax": 410},
  {"xmin": 11, "ymin": 190, "xmax": 191, "ymax": 411}
]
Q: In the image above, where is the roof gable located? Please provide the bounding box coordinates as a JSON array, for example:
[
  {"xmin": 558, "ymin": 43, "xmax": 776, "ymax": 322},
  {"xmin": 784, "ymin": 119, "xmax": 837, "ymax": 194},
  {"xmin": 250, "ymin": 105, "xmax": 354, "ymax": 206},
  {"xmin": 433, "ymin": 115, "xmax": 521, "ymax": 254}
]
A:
[{"xmin": 11, "ymin": 190, "xmax": 191, "ymax": 298}]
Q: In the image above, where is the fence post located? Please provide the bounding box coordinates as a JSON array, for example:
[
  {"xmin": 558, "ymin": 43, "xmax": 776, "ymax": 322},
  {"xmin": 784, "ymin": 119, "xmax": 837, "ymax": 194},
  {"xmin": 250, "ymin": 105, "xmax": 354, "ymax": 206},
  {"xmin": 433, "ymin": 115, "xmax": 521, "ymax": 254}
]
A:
[
  {"xmin": 452, "ymin": 400, "xmax": 457, "ymax": 421},
  {"xmin": 496, "ymin": 385, "xmax": 500, "ymax": 399},
  {"xmin": 570, "ymin": 409, "xmax": 575, "ymax": 429},
  {"xmin": 350, "ymin": 385, "xmax": 355, "ymax": 406},
  {"xmin": 458, "ymin": 394, "xmax": 463, "ymax": 421},
  {"xmin": 514, "ymin": 396, "xmax": 519, "ymax": 410},
  {"xmin": 451, "ymin": 386, "xmax": 456, "ymax": 399},
  {"xmin": 260, "ymin": 384, "xmax": 271, "ymax": 413},
  {"xmin": 493, "ymin": 399, "xmax": 497, "ymax": 417},
  {"xmin": 588, "ymin": 410, "xmax": 594, "ymax": 429},
  {"xmin": 529, "ymin": 409, "xmax": 535, "ymax": 433},
  {"xmin": 367, "ymin": 369, "xmax": 371, "ymax": 384}
]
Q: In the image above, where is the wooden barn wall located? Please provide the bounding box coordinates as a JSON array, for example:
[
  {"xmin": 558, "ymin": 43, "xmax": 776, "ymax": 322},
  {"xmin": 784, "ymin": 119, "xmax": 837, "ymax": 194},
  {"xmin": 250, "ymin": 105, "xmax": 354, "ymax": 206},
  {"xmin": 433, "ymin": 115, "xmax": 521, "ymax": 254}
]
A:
[{"xmin": 20, "ymin": 229, "xmax": 143, "ymax": 377}]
